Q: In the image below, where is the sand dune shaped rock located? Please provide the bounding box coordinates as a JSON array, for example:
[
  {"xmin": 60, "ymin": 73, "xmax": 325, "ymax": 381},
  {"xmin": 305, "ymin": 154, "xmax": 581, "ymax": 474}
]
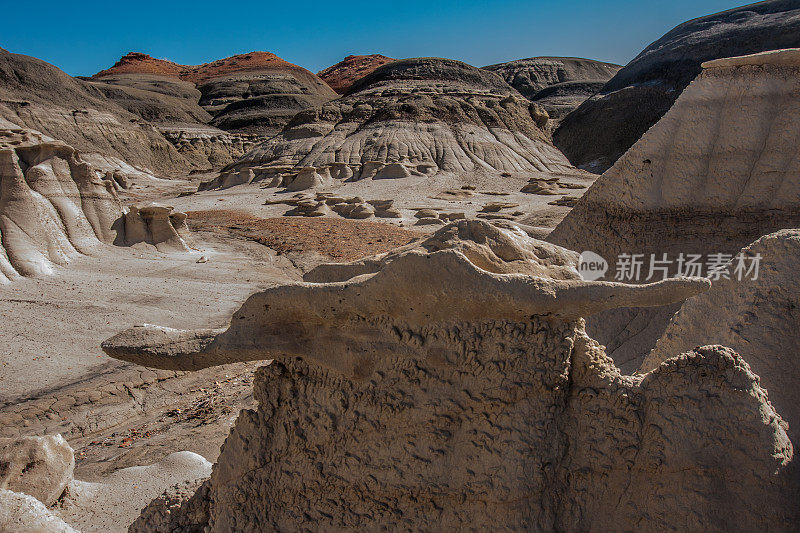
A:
[
  {"xmin": 548, "ymin": 48, "xmax": 800, "ymax": 370},
  {"xmin": 102, "ymin": 221, "xmax": 794, "ymax": 530},
  {"xmin": 201, "ymin": 58, "xmax": 574, "ymax": 191}
]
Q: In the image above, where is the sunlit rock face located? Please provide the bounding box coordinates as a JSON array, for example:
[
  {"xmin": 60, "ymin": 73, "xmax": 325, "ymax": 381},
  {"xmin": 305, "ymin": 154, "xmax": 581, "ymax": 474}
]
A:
[
  {"xmin": 549, "ymin": 49, "xmax": 800, "ymax": 370},
  {"xmin": 104, "ymin": 220, "xmax": 795, "ymax": 531}
]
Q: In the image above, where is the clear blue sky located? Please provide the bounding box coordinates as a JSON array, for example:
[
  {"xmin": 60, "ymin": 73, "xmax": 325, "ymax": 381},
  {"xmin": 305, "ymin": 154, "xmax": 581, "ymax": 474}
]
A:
[{"xmin": 3, "ymin": 0, "xmax": 747, "ymax": 76}]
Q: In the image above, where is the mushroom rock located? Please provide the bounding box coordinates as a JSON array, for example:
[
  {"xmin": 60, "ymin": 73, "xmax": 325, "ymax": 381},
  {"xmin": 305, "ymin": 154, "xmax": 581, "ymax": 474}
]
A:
[
  {"xmin": 210, "ymin": 58, "xmax": 581, "ymax": 192},
  {"xmin": 103, "ymin": 220, "xmax": 796, "ymax": 530},
  {"xmin": 548, "ymin": 48, "xmax": 800, "ymax": 370},
  {"xmin": 123, "ymin": 203, "xmax": 193, "ymax": 252}
]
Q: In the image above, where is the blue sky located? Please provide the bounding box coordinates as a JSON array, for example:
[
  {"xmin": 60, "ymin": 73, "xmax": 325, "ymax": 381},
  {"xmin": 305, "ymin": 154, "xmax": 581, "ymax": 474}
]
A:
[{"xmin": 3, "ymin": 0, "xmax": 746, "ymax": 76}]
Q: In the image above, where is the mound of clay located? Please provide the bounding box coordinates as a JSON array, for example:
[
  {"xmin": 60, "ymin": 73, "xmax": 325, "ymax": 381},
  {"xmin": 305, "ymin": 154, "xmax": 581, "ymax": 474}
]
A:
[
  {"xmin": 643, "ymin": 230, "xmax": 800, "ymax": 446},
  {"xmin": 0, "ymin": 128, "xmax": 193, "ymax": 282},
  {"xmin": 317, "ymin": 54, "xmax": 395, "ymax": 94},
  {"xmin": 0, "ymin": 48, "xmax": 195, "ymax": 176},
  {"xmin": 554, "ymin": 0, "xmax": 800, "ymax": 172},
  {"xmin": 86, "ymin": 74, "xmax": 211, "ymax": 125},
  {"xmin": 58, "ymin": 451, "xmax": 212, "ymax": 532},
  {"xmin": 207, "ymin": 58, "xmax": 574, "ymax": 191},
  {"xmin": 483, "ymin": 57, "xmax": 621, "ymax": 99},
  {"xmin": 103, "ymin": 220, "xmax": 796, "ymax": 530},
  {"xmin": 483, "ymin": 57, "xmax": 620, "ymax": 118},
  {"xmin": 0, "ymin": 434, "xmax": 74, "ymax": 506},
  {"xmin": 548, "ymin": 48, "xmax": 800, "ymax": 369},
  {"xmin": 95, "ymin": 51, "xmax": 338, "ymax": 136}
]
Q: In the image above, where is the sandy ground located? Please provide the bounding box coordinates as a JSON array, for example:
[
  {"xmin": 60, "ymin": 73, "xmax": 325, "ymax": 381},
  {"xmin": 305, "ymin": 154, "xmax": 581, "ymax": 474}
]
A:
[{"xmin": 0, "ymin": 166, "xmax": 596, "ymax": 531}]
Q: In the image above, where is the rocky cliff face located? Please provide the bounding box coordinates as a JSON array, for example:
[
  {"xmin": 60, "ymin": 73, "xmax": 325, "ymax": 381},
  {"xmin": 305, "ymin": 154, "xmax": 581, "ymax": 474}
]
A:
[
  {"xmin": 104, "ymin": 221, "xmax": 795, "ymax": 531},
  {"xmin": 554, "ymin": 0, "xmax": 800, "ymax": 172},
  {"xmin": 204, "ymin": 58, "xmax": 573, "ymax": 191},
  {"xmin": 548, "ymin": 48, "xmax": 800, "ymax": 369},
  {"xmin": 317, "ymin": 54, "xmax": 395, "ymax": 94}
]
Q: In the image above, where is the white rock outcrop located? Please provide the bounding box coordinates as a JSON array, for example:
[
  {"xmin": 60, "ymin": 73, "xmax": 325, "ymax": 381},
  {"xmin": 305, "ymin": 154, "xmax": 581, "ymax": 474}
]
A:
[
  {"xmin": 0, "ymin": 127, "xmax": 194, "ymax": 282},
  {"xmin": 0, "ymin": 489, "xmax": 77, "ymax": 533}
]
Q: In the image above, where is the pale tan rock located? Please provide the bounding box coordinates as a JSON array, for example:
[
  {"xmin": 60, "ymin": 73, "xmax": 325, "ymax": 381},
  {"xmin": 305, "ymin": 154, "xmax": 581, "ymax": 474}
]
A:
[
  {"xmin": 643, "ymin": 229, "xmax": 800, "ymax": 447},
  {"xmin": 0, "ymin": 434, "xmax": 74, "ymax": 506},
  {"xmin": 124, "ymin": 203, "xmax": 193, "ymax": 252},
  {"xmin": 413, "ymin": 208, "xmax": 438, "ymax": 219},
  {"xmin": 102, "ymin": 220, "xmax": 708, "ymax": 372},
  {"xmin": 548, "ymin": 48, "xmax": 800, "ymax": 370},
  {"xmin": 0, "ymin": 129, "xmax": 123, "ymax": 282},
  {"xmin": 0, "ymin": 489, "xmax": 77, "ymax": 533},
  {"xmin": 106, "ymin": 220, "xmax": 793, "ymax": 530}
]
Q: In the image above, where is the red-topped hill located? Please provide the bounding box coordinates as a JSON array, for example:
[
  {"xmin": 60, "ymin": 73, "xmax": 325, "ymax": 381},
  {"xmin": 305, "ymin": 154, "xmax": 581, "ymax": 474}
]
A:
[
  {"xmin": 94, "ymin": 51, "xmax": 306, "ymax": 84},
  {"xmin": 317, "ymin": 54, "xmax": 395, "ymax": 94}
]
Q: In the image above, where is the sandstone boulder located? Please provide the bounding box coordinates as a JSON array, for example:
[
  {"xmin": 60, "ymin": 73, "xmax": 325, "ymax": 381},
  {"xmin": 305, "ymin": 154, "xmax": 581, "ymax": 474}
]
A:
[{"xmin": 0, "ymin": 434, "xmax": 74, "ymax": 506}]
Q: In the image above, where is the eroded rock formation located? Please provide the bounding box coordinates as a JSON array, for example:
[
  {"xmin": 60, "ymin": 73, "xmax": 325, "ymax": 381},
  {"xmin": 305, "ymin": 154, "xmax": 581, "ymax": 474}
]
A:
[
  {"xmin": 643, "ymin": 229, "xmax": 800, "ymax": 448},
  {"xmin": 102, "ymin": 220, "xmax": 796, "ymax": 530},
  {"xmin": 0, "ymin": 489, "xmax": 77, "ymax": 533},
  {"xmin": 0, "ymin": 128, "xmax": 193, "ymax": 282},
  {"xmin": 0, "ymin": 434, "xmax": 74, "ymax": 506},
  {"xmin": 0, "ymin": 48, "xmax": 188, "ymax": 177},
  {"xmin": 94, "ymin": 51, "xmax": 338, "ymax": 136},
  {"xmin": 548, "ymin": 48, "xmax": 800, "ymax": 369},
  {"xmin": 554, "ymin": 0, "xmax": 800, "ymax": 172},
  {"xmin": 204, "ymin": 58, "xmax": 574, "ymax": 191}
]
